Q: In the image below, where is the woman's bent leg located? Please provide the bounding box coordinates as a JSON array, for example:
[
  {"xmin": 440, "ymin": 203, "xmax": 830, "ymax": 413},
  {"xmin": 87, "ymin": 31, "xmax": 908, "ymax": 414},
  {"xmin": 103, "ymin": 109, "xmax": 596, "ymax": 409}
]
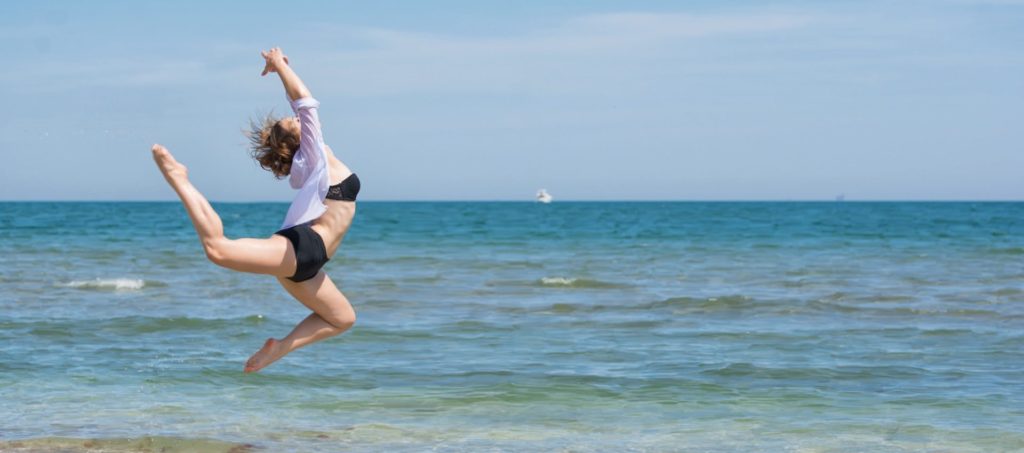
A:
[
  {"xmin": 244, "ymin": 313, "xmax": 348, "ymax": 373},
  {"xmin": 152, "ymin": 144, "xmax": 296, "ymax": 277},
  {"xmin": 244, "ymin": 273, "xmax": 356, "ymax": 373}
]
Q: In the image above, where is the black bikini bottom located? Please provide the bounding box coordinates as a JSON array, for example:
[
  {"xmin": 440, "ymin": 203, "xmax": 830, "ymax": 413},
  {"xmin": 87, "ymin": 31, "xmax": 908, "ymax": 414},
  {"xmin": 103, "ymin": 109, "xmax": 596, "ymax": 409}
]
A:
[{"xmin": 274, "ymin": 222, "xmax": 329, "ymax": 282}]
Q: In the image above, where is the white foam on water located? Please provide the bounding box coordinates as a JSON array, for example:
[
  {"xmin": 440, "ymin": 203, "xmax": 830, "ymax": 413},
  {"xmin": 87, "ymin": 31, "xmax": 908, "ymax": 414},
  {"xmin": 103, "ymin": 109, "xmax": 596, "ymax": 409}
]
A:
[
  {"xmin": 65, "ymin": 278, "xmax": 146, "ymax": 290},
  {"xmin": 540, "ymin": 277, "xmax": 578, "ymax": 286}
]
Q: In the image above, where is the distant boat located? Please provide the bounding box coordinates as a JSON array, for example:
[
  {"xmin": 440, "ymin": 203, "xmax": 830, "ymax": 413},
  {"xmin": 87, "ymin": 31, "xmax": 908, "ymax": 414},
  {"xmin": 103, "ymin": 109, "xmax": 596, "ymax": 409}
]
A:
[
  {"xmin": 536, "ymin": 189, "xmax": 552, "ymax": 203},
  {"xmin": 836, "ymin": 194, "xmax": 846, "ymax": 202}
]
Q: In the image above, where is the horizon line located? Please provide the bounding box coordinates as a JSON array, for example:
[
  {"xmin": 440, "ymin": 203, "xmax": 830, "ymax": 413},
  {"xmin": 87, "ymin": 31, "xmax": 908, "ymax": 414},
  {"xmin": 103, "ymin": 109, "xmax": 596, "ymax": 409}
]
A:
[{"xmin": 2, "ymin": 199, "xmax": 1022, "ymax": 203}]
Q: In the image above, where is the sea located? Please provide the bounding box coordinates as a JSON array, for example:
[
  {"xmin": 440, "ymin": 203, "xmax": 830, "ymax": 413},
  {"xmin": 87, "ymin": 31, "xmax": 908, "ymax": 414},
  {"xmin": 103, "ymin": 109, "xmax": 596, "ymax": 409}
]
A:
[{"xmin": 1, "ymin": 201, "xmax": 1022, "ymax": 452}]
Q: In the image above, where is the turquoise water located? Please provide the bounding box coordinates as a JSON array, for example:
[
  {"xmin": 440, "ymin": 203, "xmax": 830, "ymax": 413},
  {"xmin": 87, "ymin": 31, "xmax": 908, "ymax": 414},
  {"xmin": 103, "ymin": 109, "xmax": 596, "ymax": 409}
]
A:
[{"xmin": 1, "ymin": 201, "xmax": 1022, "ymax": 452}]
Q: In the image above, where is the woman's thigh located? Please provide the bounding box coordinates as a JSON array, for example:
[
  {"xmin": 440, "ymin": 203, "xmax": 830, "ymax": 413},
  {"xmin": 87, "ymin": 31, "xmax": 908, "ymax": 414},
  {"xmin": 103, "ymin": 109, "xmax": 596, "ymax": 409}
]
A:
[
  {"xmin": 276, "ymin": 273, "xmax": 355, "ymax": 328},
  {"xmin": 210, "ymin": 235, "xmax": 297, "ymax": 277}
]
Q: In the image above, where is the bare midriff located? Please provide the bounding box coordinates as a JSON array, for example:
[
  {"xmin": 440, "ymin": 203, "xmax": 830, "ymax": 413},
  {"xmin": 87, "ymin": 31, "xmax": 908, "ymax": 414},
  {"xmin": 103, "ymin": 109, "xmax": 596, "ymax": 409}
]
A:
[
  {"xmin": 311, "ymin": 152, "xmax": 357, "ymax": 258},
  {"xmin": 311, "ymin": 200, "xmax": 355, "ymax": 258}
]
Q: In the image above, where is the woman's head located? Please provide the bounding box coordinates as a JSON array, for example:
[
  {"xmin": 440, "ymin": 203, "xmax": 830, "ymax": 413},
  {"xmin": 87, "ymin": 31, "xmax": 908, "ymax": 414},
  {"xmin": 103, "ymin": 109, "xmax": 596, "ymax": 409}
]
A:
[{"xmin": 247, "ymin": 114, "xmax": 301, "ymax": 178}]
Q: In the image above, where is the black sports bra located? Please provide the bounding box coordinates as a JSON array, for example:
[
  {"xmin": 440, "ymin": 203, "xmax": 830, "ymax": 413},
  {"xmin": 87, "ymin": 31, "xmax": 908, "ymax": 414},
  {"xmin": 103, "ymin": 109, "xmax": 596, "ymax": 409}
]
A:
[{"xmin": 326, "ymin": 173, "xmax": 360, "ymax": 202}]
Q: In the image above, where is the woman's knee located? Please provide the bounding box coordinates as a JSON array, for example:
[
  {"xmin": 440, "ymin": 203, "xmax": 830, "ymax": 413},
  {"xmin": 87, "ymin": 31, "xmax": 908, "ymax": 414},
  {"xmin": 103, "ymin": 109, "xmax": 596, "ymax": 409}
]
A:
[{"xmin": 325, "ymin": 309, "xmax": 356, "ymax": 330}]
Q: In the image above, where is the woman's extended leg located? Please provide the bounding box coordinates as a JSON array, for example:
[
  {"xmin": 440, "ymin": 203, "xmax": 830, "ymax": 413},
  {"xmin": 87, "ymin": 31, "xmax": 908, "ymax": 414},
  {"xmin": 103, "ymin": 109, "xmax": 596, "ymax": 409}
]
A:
[
  {"xmin": 245, "ymin": 272, "xmax": 356, "ymax": 373},
  {"xmin": 151, "ymin": 144, "xmax": 296, "ymax": 276}
]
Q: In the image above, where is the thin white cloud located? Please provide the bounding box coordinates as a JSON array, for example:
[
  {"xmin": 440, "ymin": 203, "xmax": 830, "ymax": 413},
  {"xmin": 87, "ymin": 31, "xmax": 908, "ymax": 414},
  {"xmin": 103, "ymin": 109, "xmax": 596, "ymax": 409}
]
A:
[
  {"xmin": 3, "ymin": 55, "xmax": 244, "ymax": 93},
  {"xmin": 340, "ymin": 12, "xmax": 812, "ymax": 55},
  {"xmin": 5, "ymin": 11, "xmax": 811, "ymax": 95},
  {"xmin": 297, "ymin": 12, "xmax": 813, "ymax": 96},
  {"xmin": 567, "ymin": 12, "xmax": 812, "ymax": 37}
]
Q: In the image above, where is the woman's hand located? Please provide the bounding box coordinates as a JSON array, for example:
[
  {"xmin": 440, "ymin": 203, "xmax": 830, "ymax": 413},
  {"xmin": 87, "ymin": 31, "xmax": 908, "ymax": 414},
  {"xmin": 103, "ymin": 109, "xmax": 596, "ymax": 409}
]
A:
[
  {"xmin": 261, "ymin": 46, "xmax": 311, "ymax": 100},
  {"xmin": 260, "ymin": 47, "xmax": 290, "ymax": 76}
]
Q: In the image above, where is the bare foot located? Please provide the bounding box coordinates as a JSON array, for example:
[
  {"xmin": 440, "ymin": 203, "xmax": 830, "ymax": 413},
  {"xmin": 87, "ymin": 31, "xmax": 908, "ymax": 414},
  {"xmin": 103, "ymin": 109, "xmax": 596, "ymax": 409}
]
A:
[
  {"xmin": 151, "ymin": 144, "xmax": 188, "ymax": 185},
  {"xmin": 244, "ymin": 338, "xmax": 287, "ymax": 373}
]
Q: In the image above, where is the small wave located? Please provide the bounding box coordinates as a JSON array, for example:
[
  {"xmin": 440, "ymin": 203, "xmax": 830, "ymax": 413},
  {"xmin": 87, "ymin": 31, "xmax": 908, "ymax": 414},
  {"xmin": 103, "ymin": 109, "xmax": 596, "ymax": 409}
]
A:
[
  {"xmin": 988, "ymin": 247, "xmax": 1024, "ymax": 255},
  {"xmin": 993, "ymin": 287, "xmax": 1023, "ymax": 296},
  {"xmin": 63, "ymin": 278, "xmax": 151, "ymax": 291},
  {"xmin": 520, "ymin": 295, "xmax": 759, "ymax": 315},
  {"xmin": 541, "ymin": 277, "xmax": 576, "ymax": 286},
  {"xmin": 700, "ymin": 362, "xmax": 930, "ymax": 381},
  {"xmin": 11, "ymin": 316, "xmax": 266, "ymax": 336},
  {"xmin": 654, "ymin": 295, "xmax": 759, "ymax": 313},
  {"xmin": 527, "ymin": 295, "xmax": 1019, "ymax": 320},
  {"xmin": 107, "ymin": 316, "xmax": 259, "ymax": 334},
  {"xmin": 538, "ymin": 277, "xmax": 625, "ymax": 289}
]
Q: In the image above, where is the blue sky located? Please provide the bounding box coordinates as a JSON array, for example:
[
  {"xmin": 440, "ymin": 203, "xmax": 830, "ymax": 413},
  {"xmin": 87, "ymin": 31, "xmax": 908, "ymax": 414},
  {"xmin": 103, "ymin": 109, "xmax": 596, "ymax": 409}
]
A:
[{"xmin": 2, "ymin": 0, "xmax": 1022, "ymax": 201}]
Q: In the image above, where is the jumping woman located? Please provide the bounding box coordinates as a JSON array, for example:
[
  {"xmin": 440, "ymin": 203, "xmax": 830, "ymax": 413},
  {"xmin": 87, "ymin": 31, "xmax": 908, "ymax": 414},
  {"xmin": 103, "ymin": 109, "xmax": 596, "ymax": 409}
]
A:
[{"xmin": 151, "ymin": 47, "xmax": 360, "ymax": 373}]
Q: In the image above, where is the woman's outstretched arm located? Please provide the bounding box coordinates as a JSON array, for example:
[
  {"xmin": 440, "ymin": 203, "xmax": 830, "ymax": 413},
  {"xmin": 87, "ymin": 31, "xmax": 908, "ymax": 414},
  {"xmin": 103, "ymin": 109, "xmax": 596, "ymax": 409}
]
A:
[{"xmin": 261, "ymin": 47, "xmax": 311, "ymax": 101}]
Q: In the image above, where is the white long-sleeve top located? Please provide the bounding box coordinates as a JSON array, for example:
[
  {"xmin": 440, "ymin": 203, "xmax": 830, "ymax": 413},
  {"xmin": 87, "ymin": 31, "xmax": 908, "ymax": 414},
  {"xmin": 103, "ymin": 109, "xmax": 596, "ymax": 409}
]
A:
[{"xmin": 281, "ymin": 96, "xmax": 329, "ymax": 229}]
